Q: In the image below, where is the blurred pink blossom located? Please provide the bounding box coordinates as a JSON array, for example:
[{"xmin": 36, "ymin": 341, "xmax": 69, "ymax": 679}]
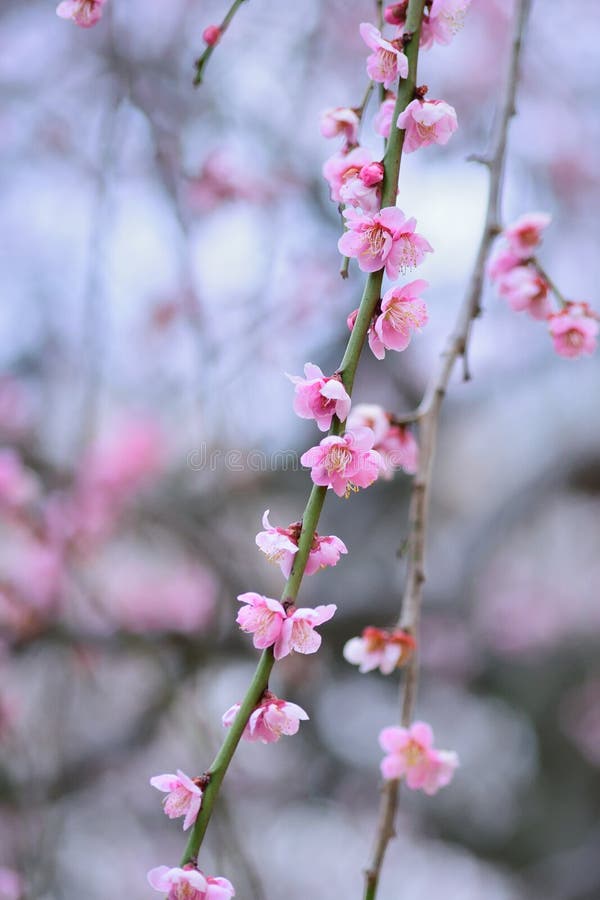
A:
[
  {"xmin": 374, "ymin": 97, "xmax": 396, "ymax": 139},
  {"xmin": 0, "ymin": 450, "xmax": 38, "ymax": 510},
  {"xmin": 105, "ymin": 565, "xmax": 216, "ymax": 634},
  {"xmin": 343, "ymin": 626, "xmax": 415, "ymax": 674},
  {"xmin": 496, "ymin": 266, "xmax": 551, "ymax": 320},
  {"xmin": 504, "ymin": 212, "xmax": 551, "ymax": 259},
  {"xmin": 379, "ymin": 721, "xmax": 459, "ymax": 794},
  {"xmin": 320, "ymin": 107, "xmax": 360, "ymax": 145},
  {"xmin": 377, "ymin": 425, "xmax": 419, "ymax": 478},
  {"xmin": 347, "ymin": 405, "xmax": 419, "ymax": 478},
  {"xmin": 548, "ymin": 302, "xmax": 599, "ymax": 359},
  {"xmin": 0, "ymin": 868, "xmax": 22, "ymax": 900},
  {"xmin": 421, "ymin": 0, "xmax": 472, "ymax": 49},
  {"xmin": 56, "ymin": 0, "xmax": 106, "ymax": 28}
]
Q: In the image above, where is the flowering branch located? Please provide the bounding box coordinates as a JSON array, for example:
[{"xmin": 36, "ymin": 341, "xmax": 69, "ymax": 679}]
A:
[
  {"xmin": 176, "ymin": 0, "xmax": 428, "ymax": 877},
  {"xmin": 363, "ymin": 1, "xmax": 533, "ymax": 897},
  {"xmin": 193, "ymin": 0, "xmax": 248, "ymax": 86}
]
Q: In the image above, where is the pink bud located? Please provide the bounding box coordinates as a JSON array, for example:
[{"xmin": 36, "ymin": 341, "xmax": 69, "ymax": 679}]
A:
[
  {"xmin": 347, "ymin": 309, "xmax": 359, "ymax": 331},
  {"xmin": 384, "ymin": 2, "xmax": 408, "ymax": 25},
  {"xmin": 202, "ymin": 24, "xmax": 221, "ymax": 46},
  {"xmin": 359, "ymin": 162, "xmax": 385, "ymax": 187}
]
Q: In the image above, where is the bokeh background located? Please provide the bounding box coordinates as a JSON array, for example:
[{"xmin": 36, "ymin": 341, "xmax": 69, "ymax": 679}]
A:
[{"xmin": 1, "ymin": 1, "xmax": 599, "ymax": 898}]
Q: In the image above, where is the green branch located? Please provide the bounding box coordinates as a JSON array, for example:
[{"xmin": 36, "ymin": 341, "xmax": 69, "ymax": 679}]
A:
[
  {"xmin": 181, "ymin": 0, "xmax": 426, "ymax": 867},
  {"xmin": 193, "ymin": 0, "xmax": 248, "ymax": 87}
]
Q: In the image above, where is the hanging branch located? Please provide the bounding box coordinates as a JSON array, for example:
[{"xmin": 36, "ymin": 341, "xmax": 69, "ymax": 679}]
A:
[
  {"xmin": 180, "ymin": 0, "xmax": 428, "ymax": 870},
  {"xmin": 363, "ymin": 2, "xmax": 533, "ymax": 897}
]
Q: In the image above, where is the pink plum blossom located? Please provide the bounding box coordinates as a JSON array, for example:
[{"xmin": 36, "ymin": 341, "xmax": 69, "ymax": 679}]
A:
[
  {"xmin": 359, "ymin": 23, "xmax": 409, "ymax": 89},
  {"xmin": 503, "ymin": 212, "xmax": 551, "ymax": 259},
  {"xmin": 344, "ymin": 626, "xmax": 416, "ymax": 674},
  {"xmin": 379, "ymin": 721, "xmax": 459, "ymax": 794},
  {"xmin": 487, "ymin": 246, "xmax": 521, "ymax": 282},
  {"xmin": 275, "ymin": 603, "xmax": 337, "ymax": 658},
  {"xmin": 300, "ymin": 428, "xmax": 381, "ymax": 497},
  {"xmin": 287, "ymin": 363, "xmax": 351, "ymax": 431},
  {"xmin": 548, "ymin": 302, "xmax": 599, "ymax": 359},
  {"xmin": 148, "ymin": 865, "xmax": 235, "ymax": 900},
  {"xmin": 421, "ymin": 0, "xmax": 472, "ymax": 49},
  {"xmin": 320, "ymin": 107, "xmax": 360, "ymax": 145},
  {"xmin": 338, "ymin": 207, "xmax": 433, "ymax": 278},
  {"xmin": 377, "ymin": 424, "xmax": 419, "ymax": 478},
  {"xmin": 150, "ymin": 769, "xmax": 203, "ymax": 831},
  {"xmin": 222, "ymin": 692, "xmax": 309, "ymax": 743},
  {"xmin": 236, "ymin": 593, "xmax": 337, "ymax": 659},
  {"xmin": 374, "ymin": 98, "xmax": 396, "ymax": 139},
  {"xmin": 368, "ymin": 279, "xmax": 429, "ymax": 359},
  {"xmin": 0, "ymin": 868, "xmax": 22, "ymax": 900},
  {"xmin": 255, "ymin": 510, "xmax": 347, "ymax": 577},
  {"xmin": 202, "ymin": 25, "xmax": 221, "ymax": 46},
  {"xmin": 236, "ymin": 592, "xmax": 286, "ymax": 651},
  {"xmin": 0, "ymin": 449, "xmax": 38, "ymax": 510},
  {"xmin": 496, "ymin": 266, "xmax": 551, "ymax": 319},
  {"xmin": 323, "ymin": 149, "xmax": 383, "ymax": 213},
  {"xmin": 397, "ymin": 99, "xmax": 458, "ymax": 153},
  {"xmin": 347, "ymin": 405, "xmax": 418, "ymax": 478},
  {"xmin": 56, "ymin": 0, "xmax": 106, "ymax": 27}
]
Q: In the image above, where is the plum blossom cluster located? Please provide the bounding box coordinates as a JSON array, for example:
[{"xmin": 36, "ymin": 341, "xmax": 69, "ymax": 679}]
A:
[
  {"xmin": 0, "ymin": 420, "xmax": 204, "ymax": 642},
  {"xmin": 256, "ymin": 510, "xmax": 347, "ymax": 577},
  {"xmin": 489, "ymin": 213, "xmax": 599, "ymax": 358},
  {"xmin": 143, "ymin": 6, "xmax": 470, "ymax": 889},
  {"xmin": 379, "ymin": 721, "xmax": 459, "ymax": 795},
  {"xmin": 236, "ymin": 592, "xmax": 336, "ymax": 659}
]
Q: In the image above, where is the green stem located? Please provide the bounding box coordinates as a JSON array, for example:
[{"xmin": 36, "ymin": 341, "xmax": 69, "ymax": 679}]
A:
[
  {"xmin": 193, "ymin": 0, "xmax": 248, "ymax": 86},
  {"xmin": 181, "ymin": 649, "xmax": 274, "ymax": 863},
  {"xmin": 533, "ymin": 258, "xmax": 568, "ymax": 309},
  {"xmin": 182, "ymin": 0, "xmax": 425, "ymax": 867}
]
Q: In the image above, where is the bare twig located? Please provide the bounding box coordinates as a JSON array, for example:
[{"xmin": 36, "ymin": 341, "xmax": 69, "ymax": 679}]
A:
[{"xmin": 364, "ymin": 1, "xmax": 534, "ymax": 897}]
